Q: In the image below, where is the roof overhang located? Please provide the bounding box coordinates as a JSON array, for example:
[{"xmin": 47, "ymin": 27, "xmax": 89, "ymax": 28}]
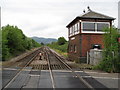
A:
[{"xmin": 66, "ymin": 17, "xmax": 115, "ymax": 28}]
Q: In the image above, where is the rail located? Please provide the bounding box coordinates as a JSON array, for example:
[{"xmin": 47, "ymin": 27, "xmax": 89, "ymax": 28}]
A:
[
  {"xmin": 2, "ymin": 48, "xmax": 40, "ymax": 90},
  {"xmin": 45, "ymin": 47, "xmax": 95, "ymax": 90}
]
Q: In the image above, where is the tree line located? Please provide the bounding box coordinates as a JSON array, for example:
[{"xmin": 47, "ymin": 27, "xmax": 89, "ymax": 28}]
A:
[
  {"xmin": 2, "ymin": 25, "xmax": 40, "ymax": 61},
  {"xmin": 47, "ymin": 37, "xmax": 68, "ymax": 52},
  {"xmin": 47, "ymin": 37, "xmax": 68, "ymax": 57}
]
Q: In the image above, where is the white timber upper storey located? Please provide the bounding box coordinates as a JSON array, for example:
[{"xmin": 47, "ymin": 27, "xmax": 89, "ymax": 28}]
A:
[
  {"xmin": 68, "ymin": 21, "xmax": 110, "ymax": 37},
  {"xmin": 67, "ymin": 8, "xmax": 115, "ymax": 37}
]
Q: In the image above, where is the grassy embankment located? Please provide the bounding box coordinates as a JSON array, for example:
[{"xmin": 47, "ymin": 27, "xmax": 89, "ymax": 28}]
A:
[{"xmin": 47, "ymin": 42, "xmax": 68, "ymax": 58}]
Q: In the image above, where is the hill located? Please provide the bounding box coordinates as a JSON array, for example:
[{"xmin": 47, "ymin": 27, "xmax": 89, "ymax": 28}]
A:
[{"xmin": 31, "ymin": 37, "xmax": 57, "ymax": 44}]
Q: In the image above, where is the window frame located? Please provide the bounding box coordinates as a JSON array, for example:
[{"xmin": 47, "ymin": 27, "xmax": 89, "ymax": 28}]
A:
[
  {"xmin": 70, "ymin": 45, "xmax": 73, "ymax": 52},
  {"xmin": 74, "ymin": 45, "xmax": 77, "ymax": 53},
  {"xmin": 81, "ymin": 21, "xmax": 110, "ymax": 33},
  {"xmin": 69, "ymin": 27, "xmax": 72, "ymax": 36},
  {"xmin": 97, "ymin": 22, "xmax": 110, "ymax": 32},
  {"xmin": 82, "ymin": 22, "xmax": 95, "ymax": 31},
  {"xmin": 69, "ymin": 22, "xmax": 80, "ymax": 37}
]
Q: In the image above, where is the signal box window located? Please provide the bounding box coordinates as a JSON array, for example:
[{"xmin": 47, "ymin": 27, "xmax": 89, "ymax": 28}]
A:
[
  {"xmin": 74, "ymin": 45, "xmax": 77, "ymax": 52},
  {"xmin": 70, "ymin": 45, "xmax": 73, "ymax": 52},
  {"xmin": 97, "ymin": 23, "xmax": 109, "ymax": 31},
  {"xmin": 83, "ymin": 22, "xmax": 95, "ymax": 31}
]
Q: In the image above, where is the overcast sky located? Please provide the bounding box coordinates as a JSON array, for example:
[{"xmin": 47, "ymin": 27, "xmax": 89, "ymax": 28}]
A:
[{"xmin": 0, "ymin": 0, "xmax": 119, "ymax": 39}]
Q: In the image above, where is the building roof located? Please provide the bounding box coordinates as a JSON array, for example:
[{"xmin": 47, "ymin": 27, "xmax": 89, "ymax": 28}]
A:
[
  {"xmin": 66, "ymin": 9, "xmax": 115, "ymax": 27},
  {"xmin": 78, "ymin": 10, "xmax": 115, "ymax": 20}
]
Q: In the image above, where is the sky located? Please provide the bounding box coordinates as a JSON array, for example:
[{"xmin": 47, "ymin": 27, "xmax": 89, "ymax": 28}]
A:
[
  {"xmin": 118, "ymin": 1, "xmax": 120, "ymax": 29},
  {"xmin": 0, "ymin": 0, "xmax": 120, "ymax": 39}
]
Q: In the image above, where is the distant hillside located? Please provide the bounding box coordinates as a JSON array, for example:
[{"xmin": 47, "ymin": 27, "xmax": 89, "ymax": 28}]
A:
[{"xmin": 31, "ymin": 37, "xmax": 57, "ymax": 44}]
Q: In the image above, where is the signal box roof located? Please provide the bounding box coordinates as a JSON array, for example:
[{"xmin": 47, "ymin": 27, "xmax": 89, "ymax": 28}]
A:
[{"xmin": 66, "ymin": 9, "xmax": 115, "ymax": 27}]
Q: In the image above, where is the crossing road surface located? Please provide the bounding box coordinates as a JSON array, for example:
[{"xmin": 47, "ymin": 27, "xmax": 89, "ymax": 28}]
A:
[{"xmin": 1, "ymin": 47, "xmax": 119, "ymax": 90}]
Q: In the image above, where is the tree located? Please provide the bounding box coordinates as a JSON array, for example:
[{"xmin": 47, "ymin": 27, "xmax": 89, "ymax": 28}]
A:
[
  {"xmin": 2, "ymin": 25, "xmax": 11, "ymax": 60},
  {"xmin": 98, "ymin": 27, "xmax": 120, "ymax": 72},
  {"xmin": 57, "ymin": 37, "xmax": 67, "ymax": 45},
  {"xmin": 41, "ymin": 42, "xmax": 44, "ymax": 45},
  {"xmin": 7, "ymin": 25, "xmax": 26, "ymax": 54},
  {"xmin": 2, "ymin": 25, "xmax": 40, "ymax": 61}
]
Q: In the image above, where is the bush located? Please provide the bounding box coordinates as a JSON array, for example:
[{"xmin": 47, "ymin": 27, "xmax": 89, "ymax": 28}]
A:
[{"xmin": 96, "ymin": 27, "xmax": 120, "ymax": 72}]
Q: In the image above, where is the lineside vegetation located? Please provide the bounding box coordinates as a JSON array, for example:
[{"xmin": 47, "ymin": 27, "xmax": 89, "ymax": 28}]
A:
[
  {"xmin": 2, "ymin": 25, "xmax": 41, "ymax": 61},
  {"xmin": 47, "ymin": 37, "xmax": 68, "ymax": 57},
  {"xmin": 94, "ymin": 27, "xmax": 120, "ymax": 72}
]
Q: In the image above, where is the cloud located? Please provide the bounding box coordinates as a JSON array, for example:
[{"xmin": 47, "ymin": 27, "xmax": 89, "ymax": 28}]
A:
[{"xmin": 1, "ymin": 0, "xmax": 119, "ymax": 39}]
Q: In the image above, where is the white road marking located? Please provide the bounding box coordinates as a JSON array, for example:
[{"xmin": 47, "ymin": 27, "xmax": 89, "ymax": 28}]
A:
[
  {"xmin": 29, "ymin": 74, "xmax": 40, "ymax": 77},
  {"xmin": 3, "ymin": 68, "xmax": 18, "ymax": 70},
  {"xmin": 3, "ymin": 67, "xmax": 33, "ymax": 71},
  {"xmin": 93, "ymin": 76, "xmax": 120, "ymax": 79},
  {"xmin": 75, "ymin": 70, "xmax": 118, "ymax": 75},
  {"xmin": 75, "ymin": 71, "xmax": 84, "ymax": 72},
  {"xmin": 85, "ymin": 71, "xmax": 109, "ymax": 74},
  {"xmin": 52, "ymin": 70, "xmax": 72, "ymax": 72},
  {"xmin": 81, "ymin": 76, "xmax": 119, "ymax": 79}
]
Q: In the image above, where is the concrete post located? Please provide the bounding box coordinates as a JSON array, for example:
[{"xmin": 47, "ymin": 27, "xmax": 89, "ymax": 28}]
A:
[{"xmin": 87, "ymin": 51, "xmax": 89, "ymax": 64}]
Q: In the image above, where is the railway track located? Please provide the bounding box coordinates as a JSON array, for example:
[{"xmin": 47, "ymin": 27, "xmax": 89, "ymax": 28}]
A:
[
  {"xmin": 2, "ymin": 48, "xmax": 41, "ymax": 89},
  {"xmin": 44, "ymin": 47, "xmax": 94, "ymax": 89},
  {"xmin": 2, "ymin": 46, "xmax": 108, "ymax": 89}
]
